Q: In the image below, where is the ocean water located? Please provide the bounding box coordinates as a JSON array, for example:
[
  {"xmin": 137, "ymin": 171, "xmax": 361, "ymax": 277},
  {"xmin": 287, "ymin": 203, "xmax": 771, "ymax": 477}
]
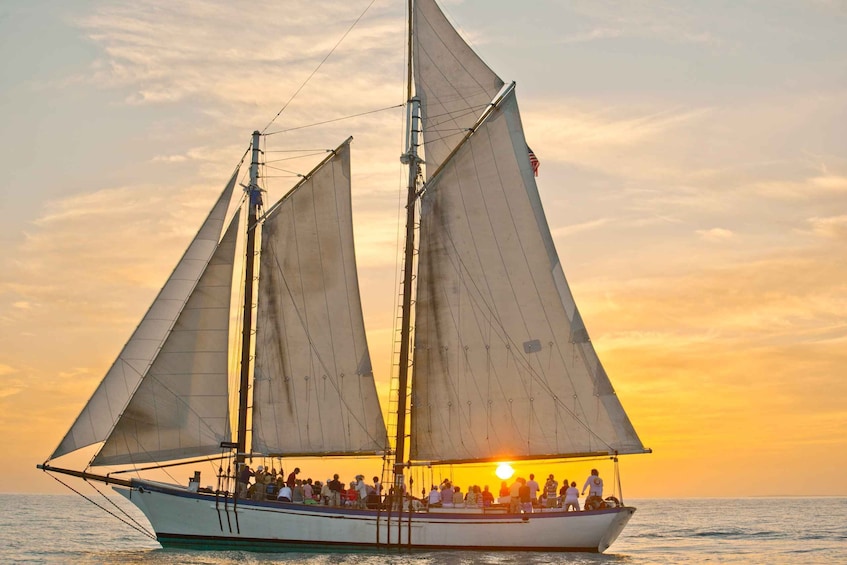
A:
[{"xmin": 0, "ymin": 494, "xmax": 844, "ymax": 564}]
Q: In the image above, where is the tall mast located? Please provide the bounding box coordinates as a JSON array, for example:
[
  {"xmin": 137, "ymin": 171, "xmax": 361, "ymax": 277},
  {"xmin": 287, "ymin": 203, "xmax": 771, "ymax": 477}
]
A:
[
  {"xmin": 394, "ymin": 0, "xmax": 420, "ymax": 488},
  {"xmin": 236, "ymin": 130, "xmax": 262, "ymax": 464}
]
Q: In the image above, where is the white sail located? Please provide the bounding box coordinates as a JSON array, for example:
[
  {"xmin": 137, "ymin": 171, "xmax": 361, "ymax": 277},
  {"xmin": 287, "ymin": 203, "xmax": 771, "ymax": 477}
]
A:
[
  {"xmin": 93, "ymin": 214, "xmax": 239, "ymax": 466},
  {"xmin": 413, "ymin": 0, "xmax": 505, "ymax": 177},
  {"xmin": 50, "ymin": 172, "xmax": 238, "ymax": 461},
  {"xmin": 410, "ymin": 90, "xmax": 647, "ymax": 463},
  {"xmin": 252, "ymin": 140, "xmax": 388, "ymax": 456}
]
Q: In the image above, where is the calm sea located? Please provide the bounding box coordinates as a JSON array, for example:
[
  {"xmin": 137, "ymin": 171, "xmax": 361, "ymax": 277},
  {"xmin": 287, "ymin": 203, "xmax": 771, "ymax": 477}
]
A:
[{"xmin": 0, "ymin": 494, "xmax": 844, "ymax": 564}]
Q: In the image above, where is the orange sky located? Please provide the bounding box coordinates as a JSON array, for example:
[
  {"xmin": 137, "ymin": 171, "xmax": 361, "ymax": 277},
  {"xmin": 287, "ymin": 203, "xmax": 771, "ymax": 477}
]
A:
[{"xmin": 2, "ymin": 0, "xmax": 846, "ymax": 497}]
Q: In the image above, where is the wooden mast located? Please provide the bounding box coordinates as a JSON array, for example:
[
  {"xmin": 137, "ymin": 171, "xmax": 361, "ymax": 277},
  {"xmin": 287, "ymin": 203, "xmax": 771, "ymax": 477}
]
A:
[
  {"xmin": 393, "ymin": 0, "xmax": 420, "ymax": 490},
  {"xmin": 236, "ymin": 130, "xmax": 262, "ymax": 464}
]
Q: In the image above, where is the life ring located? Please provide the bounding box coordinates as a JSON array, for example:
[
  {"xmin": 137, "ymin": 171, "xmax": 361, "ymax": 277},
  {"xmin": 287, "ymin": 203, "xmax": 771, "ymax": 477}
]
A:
[
  {"xmin": 584, "ymin": 495, "xmax": 604, "ymax": 511},
  {"xmin": 604, "ymin": 496, "xmax": 621, "ymax": 508}
]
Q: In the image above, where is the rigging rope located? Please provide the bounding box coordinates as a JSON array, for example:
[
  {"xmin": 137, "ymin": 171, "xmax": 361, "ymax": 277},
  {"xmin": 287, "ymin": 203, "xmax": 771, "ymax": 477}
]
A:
[
  {"xmin": 261, "ymin": 0, "xmax": 379, "ymax": 134},
  {"xmin": 46, "ymin": 472, "xmax": 156, "ymax": 540},
  {"xmin": 265, "ymin": 104, "xmax": 404, "ymax": 136},
  {"xmin": 85, "ymin": 479, "xmax": 154, "ymax": 538}
]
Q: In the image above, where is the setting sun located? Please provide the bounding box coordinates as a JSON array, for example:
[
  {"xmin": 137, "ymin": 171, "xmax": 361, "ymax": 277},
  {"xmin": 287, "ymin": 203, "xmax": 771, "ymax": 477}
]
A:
[{"xmin": 495, "ymin": 463, "xmax": 514, "ymax": 480}]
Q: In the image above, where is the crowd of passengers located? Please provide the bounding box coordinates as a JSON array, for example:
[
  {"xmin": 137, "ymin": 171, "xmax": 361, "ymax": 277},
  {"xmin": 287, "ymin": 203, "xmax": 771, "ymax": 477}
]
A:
[
  {"xmin": 424, "ymin": 469, "xmax": 608, "ymax": 512},
  {"xmin": 233, "ymin": 464, "xmax": 609, "ymax": 513},
  {"xmin": 236, "ymin": 465, "xmax": 384, "ymax": 509}
]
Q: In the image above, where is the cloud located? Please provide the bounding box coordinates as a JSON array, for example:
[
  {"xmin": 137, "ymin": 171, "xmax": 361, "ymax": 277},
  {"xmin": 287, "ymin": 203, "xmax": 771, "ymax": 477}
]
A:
[
  {"xmin": 524, "ymin": 104, "xmax": 710, "ymax": 153},
  {"xmin": 696, "ymin": 227, "xmax": 733, "ymax": 242},
  {"xmin": 552, "ymin": 218, "xmax": 611, "ymax": 237},
  {"xmin": 805, "ymin": 215, "xmax": 847, "ymax": 239}
]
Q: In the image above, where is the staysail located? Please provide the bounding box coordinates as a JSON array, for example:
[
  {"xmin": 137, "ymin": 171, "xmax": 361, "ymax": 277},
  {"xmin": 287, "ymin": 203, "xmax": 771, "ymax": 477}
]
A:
[
  {"xmin": 93, "ymin": 214, "xmax": 239, "ymax": 466},
  {"xmin": 413, "ymin": 0, "xmax": 505, "ymax": 177},
  {"xmin": 50, "ymin": 172, "xmax": 239, "ymax": 462},
  {"xmin": 252, "ymin": 139, "xmax": 388, "ymax": 456},
  {"xmin": 409, "ymin": 95, "xmax": 647, "ymax": 462}
]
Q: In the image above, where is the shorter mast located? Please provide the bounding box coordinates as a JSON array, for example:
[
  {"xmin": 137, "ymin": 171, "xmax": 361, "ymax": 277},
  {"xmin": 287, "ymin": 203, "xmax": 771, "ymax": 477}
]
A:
[{"xmin": 236, "ymin": 130, "xmax": 262, "ymax": 463}]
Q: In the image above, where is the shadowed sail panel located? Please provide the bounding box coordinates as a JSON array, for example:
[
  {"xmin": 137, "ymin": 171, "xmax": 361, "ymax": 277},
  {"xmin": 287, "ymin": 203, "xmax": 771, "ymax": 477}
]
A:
[{"xmin": 252, "ymin": 140, "xmax": 388, "ymax": 456}]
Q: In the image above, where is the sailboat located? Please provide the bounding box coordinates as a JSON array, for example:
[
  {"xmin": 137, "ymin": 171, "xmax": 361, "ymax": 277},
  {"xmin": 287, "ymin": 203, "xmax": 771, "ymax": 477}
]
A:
[{"xmin": 39, "ymin": 0, "xmax": 650, "ymax": 553}]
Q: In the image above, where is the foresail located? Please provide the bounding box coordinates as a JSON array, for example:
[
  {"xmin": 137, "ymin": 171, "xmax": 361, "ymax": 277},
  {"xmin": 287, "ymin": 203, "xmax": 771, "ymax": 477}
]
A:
[
  {"xmin": 413, "ymin": 0, "xmax": 504, "ymax": 177},
  {"xmin": 50, "ymin": 171, "xmax": 238, "ymax": 462},
  {"xmin": 252, "ymin": 140, "xmax": 388, "ymax": 456},
  {"xmin": 410, "ymin": 90, "xmax": 646, "ymax": 464},
  {"xmin": 93, "ymin": 214, "xmax": 239, "ymax": 466}
]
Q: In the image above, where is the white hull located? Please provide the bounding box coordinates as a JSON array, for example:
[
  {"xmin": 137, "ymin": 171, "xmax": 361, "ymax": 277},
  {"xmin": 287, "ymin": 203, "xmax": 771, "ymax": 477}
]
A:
[{"xmin": 117, "ymin": 480, "xmax": 634, "ymax": 553}]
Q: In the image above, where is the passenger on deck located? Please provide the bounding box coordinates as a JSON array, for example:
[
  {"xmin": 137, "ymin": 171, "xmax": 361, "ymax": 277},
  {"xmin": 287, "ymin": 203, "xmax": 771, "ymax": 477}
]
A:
[
  {"xmin": 452, "ymin": 485, "xmax": 464, "ymax": 507},
  {"xmin": 564, "ymin": 481, "xmax": 580, "ymax": 511},
  {"xmin": 464, "ymin": 485, "xmax": 477, "ymax": 507},
  {"xmin": 482, "ymin": 485, "xmax": 494, "ymax": 507},
  {"xmin": 544, "ymin": 474, "xmax": 559, "ymax": 508},
  {"xmin": 519, "ymin": 478, "xmax": 532, "ymax": 513},
  {"xmin": 498, "ymin": 481, "xmax": 510, "ymax": 505},
  {"xmin": 428, "ymin": 485, "xmax": 441, "ymax": 508},
  {"xmin": 508, "ymin": 478, "xmax": 522, "ymax": 513},
  {"xmin": 320, "ymin": 480, "xmax": 332, "ymax": 505},
  {"xmin": 277, "ymin": 484, "xmax": 292, "ymax": 502},
  {"xmin": 441, "ymin": 480, "xmax": 453, "ymax": 507},
  {"xmin": 348, "ymin": 482, "xmax": 360, "ymax": 507},
  {"xmin": 582, "ymin": 469, "xmax": 604, "ymax": 498},
  {"xmin": 292, "ymin": 479, "xmax": 305, "ymax": 503},
  {"xmin": 527, "ymin": 473, "xmax": 540, "ymax": 505},
  {"xmin": 237, "ymin": 464, "xmax": 253, "ymax": 498},
  {"xmin": 286, "ymin": 467, "xmax": 300, "ymax": 488},
  {"xmin": 328, "ymin": 474, "xmax": 343, "ymax": 507},
  {"xmin": 355, "ymin": 475, "xmax": 369, "ymax": 508}
]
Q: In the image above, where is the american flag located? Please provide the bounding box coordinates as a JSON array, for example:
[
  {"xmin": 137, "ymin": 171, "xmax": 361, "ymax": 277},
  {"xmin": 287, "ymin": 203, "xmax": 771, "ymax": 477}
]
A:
[{"xmin": 527, "ymin": 145, "xmax": 540, "ymax": 177}]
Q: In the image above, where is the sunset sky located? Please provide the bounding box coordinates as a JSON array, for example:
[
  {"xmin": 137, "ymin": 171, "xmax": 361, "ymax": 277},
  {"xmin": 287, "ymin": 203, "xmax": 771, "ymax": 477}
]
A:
[{"xmin": 1, "ymin": 0, "xmax": 845, "ymax": 498}]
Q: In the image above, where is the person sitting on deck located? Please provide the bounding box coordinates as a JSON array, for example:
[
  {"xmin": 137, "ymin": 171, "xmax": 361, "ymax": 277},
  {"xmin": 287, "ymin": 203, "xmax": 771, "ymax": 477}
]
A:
[
  {"xmin": 292, "ymin": 479, "xmax": 305, "ymax": 503},
  {"xmin": 498, "ymin": 481, "xmax": 510, "ymax": 505},
  {"xmin": 428, "ymin": 485, "xmax": 441, "ymax": 508},
  {"xmin": 452, "ymin": 485, "xmax": 464, "ymax": 507},
  {"xmin": 277, "ymin": 484, "xmax": 293, "ymax": 502},
  {"xmin": 482, "ymin": 485, "xmax": 494, "ymax": 507},
  {"xmin": 345, "ymin": 482, "xmax": 359, "ymax": 507},
  {"xmin": 464, "ymin": 485, "xmax": 477, "ymax": 507},
  {"xmin": 441, "ymin": 480, "xmax": 453, "ymax": 507}
]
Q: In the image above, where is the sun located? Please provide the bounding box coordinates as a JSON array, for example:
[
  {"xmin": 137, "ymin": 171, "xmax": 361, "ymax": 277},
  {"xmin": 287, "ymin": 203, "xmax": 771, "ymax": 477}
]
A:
[{"xmin": 495, "ymin": 463, "xmax": 514, "ymax": 480}]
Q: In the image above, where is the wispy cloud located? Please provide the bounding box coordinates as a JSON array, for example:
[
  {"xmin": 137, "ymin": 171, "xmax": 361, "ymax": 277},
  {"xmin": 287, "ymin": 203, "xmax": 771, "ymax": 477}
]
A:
[
  {"xmin": 804, "ymin": 215, "xmax": 847, "ymax": 239},
  {"xmin": 696, "ymin": 227, "xmax": 733, "ymax": 242}
]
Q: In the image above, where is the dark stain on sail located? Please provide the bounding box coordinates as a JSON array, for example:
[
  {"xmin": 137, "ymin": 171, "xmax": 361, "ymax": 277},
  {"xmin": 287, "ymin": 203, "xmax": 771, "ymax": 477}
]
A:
[{"xmin": 261, "ymin": 219, "xmax": 297, "ymax": 420}]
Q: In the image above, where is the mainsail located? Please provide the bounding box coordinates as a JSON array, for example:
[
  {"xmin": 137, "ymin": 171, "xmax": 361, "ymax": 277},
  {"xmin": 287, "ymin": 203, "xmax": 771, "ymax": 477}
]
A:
[
  {"xmin": 252, "ymin": 139, "xmax": 388, "ymax": 456},
  {"xmin": 51, "ymin": 172, "xmax": 239, "ymax": 462},
  {"xmin": 409, "ymin": 22, "xmax": 646, "ymax": 463}
]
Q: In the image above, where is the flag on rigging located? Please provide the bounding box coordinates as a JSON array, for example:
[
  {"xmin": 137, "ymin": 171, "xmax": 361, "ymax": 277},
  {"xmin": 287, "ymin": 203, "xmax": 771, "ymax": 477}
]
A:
[{"xmin": 527, "ymin": 146, "xmax": 540, "ymax": 177}]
